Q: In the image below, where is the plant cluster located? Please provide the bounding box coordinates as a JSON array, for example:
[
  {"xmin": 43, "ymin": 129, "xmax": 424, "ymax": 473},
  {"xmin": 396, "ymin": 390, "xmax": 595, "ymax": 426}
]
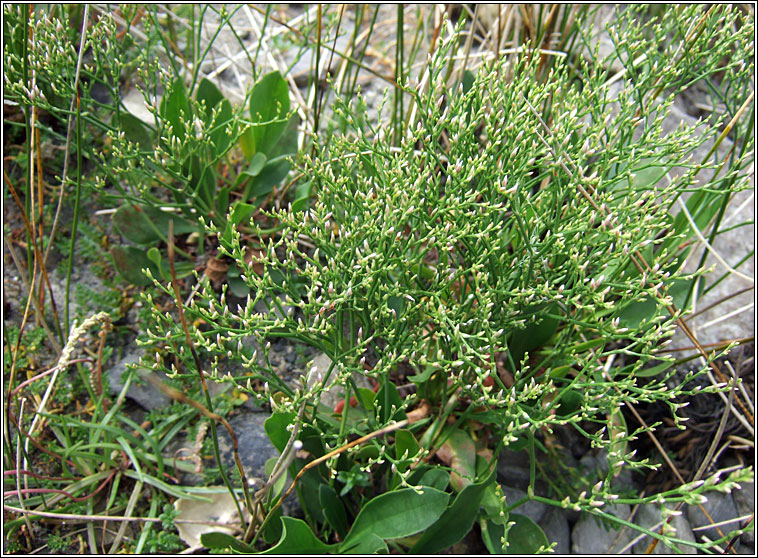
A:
[
  {"xmin": 3, "ymin": 4, "xmax": 754, "ymax": 555},
  {"xmin": 139, "ymin": 7, "xmax": 753, "ymax": 553}
]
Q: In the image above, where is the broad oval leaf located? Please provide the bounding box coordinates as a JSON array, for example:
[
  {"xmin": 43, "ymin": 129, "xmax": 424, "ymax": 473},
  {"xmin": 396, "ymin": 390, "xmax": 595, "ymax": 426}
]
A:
[
  {"xmin": 110, "ymin": 245, "xmax": 159, "ymax": 286},
  {"xmin": 249, "ymin": 71, "xmax": 290, "ymax": 156},
  {"xmin": 264, "ymin": 412, "xmax": 296, "ymax": 453},
  {"xmin": 319, "ymin": 484, "xmax": 349, "ymax": 540},
  {"xmin": 410, "ymin": 464, "xmax": 496, "ymax": 553},
  {"xmin": 505, "ymin": 513, "xmax": 550, "ymax": 554},
  {"xmin": 341, "ymin": 486, "xmax": 449, "ymax": 547},
  {"xmin": 160, "ymin": 78, "xmax": 191, "ymax": 141},
  {"xmin": 340, "ymin": 533, "xmax": 387, "ymax": 555},
  {"xmin": 261, "ymin": 516, "xmax": 336, "ymax": 555},
  {"xmin": 200, "ymin": 531, "xmax": 255, "ymax": 553}
]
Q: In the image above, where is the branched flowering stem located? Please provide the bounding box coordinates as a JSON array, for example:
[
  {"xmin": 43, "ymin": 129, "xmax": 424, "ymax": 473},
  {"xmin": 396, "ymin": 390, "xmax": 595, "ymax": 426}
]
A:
[
  {"xmin": 520, "ymin": 92, "xmax": 754, "ymax": 427},
  {"xmin": 166, "ymin": 222, "xmax": 254, "ymax": 530}
]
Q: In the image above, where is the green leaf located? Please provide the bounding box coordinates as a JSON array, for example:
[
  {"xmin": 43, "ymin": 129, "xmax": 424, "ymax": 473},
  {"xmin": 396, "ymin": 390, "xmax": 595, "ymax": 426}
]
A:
[
  {"xmin": 438, "ymin": 427, "xmax": 477, "ymax": 491},
  {"xmin": 216, "ymin": 186, "xmax": 231, "ymax": 220},
  {"xmin": 508, "ymin": 302, "xmax": 560, "ymax": 367},
  {"xmin": 374, "ymin": 381, "xmax": 406, "ymax": 424},
  {"xmin": 209, "ymin": 98, "xmax": 233, "ymax": 155},
  {"xmin": 200, "ymin": 531, "xmax": 255, "ymax": 553},
  {"xmin": 407, "ymin": 364, "xmax": 437, "ymax": 384},
  {"xmin": 229, "ymin": 201, "xmax": 257, "ymax": 226},
  {"xmin": 160, "ymin": 78, "xmax": 191, "ymax": 141},
  {"xmin": 394, "ymin": 429, "xmax": 421, "ymax": 462},
  {"xmin": 340, "ymin": 533, "xmax": 387, "ymax": 554},
  {"xmin": 291, "ymin": 180, "xmax": 313, "ymax": 213},
  {"xmin": 196, "ymin": 78, "xmax": 224, "ymax": 111},
  {"xmin": 617, "ymin": 273, "xmax": 700, "ymax": 328},
  {"xmin": 319, "ymin": 484, "xmax": 349, "ymax": 540},
  {"xmin": 114, "ymin": 112, "xmax": 153, "ymax": 150},
  {"xmin": 264, "ymin": 456, "xmax": 288, "ymax": 501},
  {"xmin": 110, "ymin": 245, "xmax": 159, "ymax": 286},
  {"xmin": 239, "ymin": 127, "xmax": 255, "ymax": 160},
  {"xmin": 249, "ymin": 71, "xmax": 291, "ymax": 157},
  {"xmin": 417, "ymin": 468, "xmax": 450, "ymax": 491},
  {"xmin": 555, "ymin": 388, "xmax": 583, "ymax": 418},
  {"xmin": 261, "ymin": 517, "xmax": 336, "ymax": 554},
  {"xmin": 239, "ymin": 152, "xmax": 268, "ymax": 180},
  {"xmin": 186, "ymin": 155, "xmax": 216, "ymax": 211},
  {"xmin": 264, "ymin": 412, "xmax": 296, "ymax": 453},
  {"xmin": 613, "ymin": 360, "xmax": 672, "ymax": 378},
  {"xmin": 410, "ymin": 464, "xmax": 496, "ymax": 553},
  {"xmin": 461, "ymin": 70, "xmax": 476, "ymax": 95},
  {"xmin": 146, "ymin": 246, "xmax": 162, "ymax": 269},
  {"xmin": 242, "ymin": 155, "xmax": 292, "ymax": 205},
  {"xmin": 266, "ymin": 113, "xmax": 300, "ymax": 160},
  {"xmin": 227, "ymin": 274, "xmax": 251, "ymax": 298},
  {"xmin": 505, "ymin": 513, "xmax": 549, "ymax": 554},
  {"xmin": 341, "ymin": 487, "xmax": 449, "ymax": 548},
  {"xmin": 261, "ymin": 506, "xmax": 283, "ymax": 545},
  {"xmin": 480, "ymin": 517, "xmax": 506, "ymax": 554},
  {"xmin": 112, "ymin": 204, "xmax": 197, "ymax": 245},
  {"xmin": 479, "ymin": 481, "xmax": 507, "ymax": 522},
  {"xmin": 355, "ymin": 387, "xmax": 376, "ymax": 410}
]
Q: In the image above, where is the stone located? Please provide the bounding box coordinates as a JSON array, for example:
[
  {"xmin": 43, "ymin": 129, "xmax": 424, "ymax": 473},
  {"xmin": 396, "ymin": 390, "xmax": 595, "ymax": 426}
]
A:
[
  {"xmin": 501, "ymin": 485, "xmax": 548, "ymax": 524},
  {"xmin": 732, "ymin": 481, "xmax": 755, "ymax": 547},
  {"xmin": 539, "ymin": 507, "xmax": 571, "ymax": 555},
  {"xmin": 215, "ymin": 412, "xmax": 279, "ymax": 483},
  {"xmin": 497, "ymin": 448, "xmax": 532, "ymax": 487},
  {"xmin": 580, "ymin": 5, "xmax": 629, "ymax": 75},
  {"xmin": 305, "ymin": 352, "xmax": 373, "ymax": 411},
  {"xmin": 106, "ymin": 352, "xmax": 170, "ymax": 410},
  {"xmin": 686, "ymin": 489, "xmax": 740, "ymax": 544},
  {"xmin": 571, "ymin": 503, "xmax": 636, "ymax": 554},
  {"xmin": 631, "ymin": 503, "xmax": 697, "ymax": 554},
  {"xmin": 661, "ymin": 102, "xmax": 754, "ymax": 351}
]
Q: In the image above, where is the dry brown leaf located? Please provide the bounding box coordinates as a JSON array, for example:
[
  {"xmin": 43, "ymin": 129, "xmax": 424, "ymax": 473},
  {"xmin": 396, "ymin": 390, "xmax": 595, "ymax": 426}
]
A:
[
  {"xmin": 244, "ymin": 246, "xmax": 265, "ymax": 276},
  {"xmin": 174, "ymin": 489, "xmax": 249, "ymax": 550},
  {"xmin": 204, "ymin": 256, "xmax": 229, "ymax": 287}
]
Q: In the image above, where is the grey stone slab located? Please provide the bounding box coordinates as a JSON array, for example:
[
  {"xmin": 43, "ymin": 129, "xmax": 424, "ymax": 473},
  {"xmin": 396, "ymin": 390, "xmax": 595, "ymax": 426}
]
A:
[
  {"xmin": 732, "ymin": 481, "xmax": 755, "ymax": 547},
  {"xmin": 107, "ymin": 352, "xmax": 170, "ymax": 410},
  {"xmin": 631, "ymin": 503, "xmax": 697, "ymax": 554},
  {"xmin": 571, "ymin": 503, "xmax": 636, "ymax": 554},
  {"xmin": 539, "ymin": 507, "xmax": 571, "ymax": 555},
  {"xmin": 502, "ymin": 485, "xmax": 548, "ymax": 524},
  {"xmin": 686, "ymin": 489, "xmax": 740, "ymax": 544}
]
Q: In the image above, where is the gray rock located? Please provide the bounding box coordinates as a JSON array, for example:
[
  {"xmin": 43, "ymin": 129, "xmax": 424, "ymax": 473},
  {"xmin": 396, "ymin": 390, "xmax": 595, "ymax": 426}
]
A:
[
  {"xmin": 580, "ymin": 5, "xmax": 629, "ymax": 75},
  {"xmin": 497, "ymin": 448, "xmax": 532, "ymax": 487},
  {"xmin": 539, "ymin": 507, "xmax": 571, "ymax": 555},
  {"xmin": 631, "ymin": 503, "xmax": 697, "ymax": 554},
  {"xmin": 662, "ymin": 102, "xmax": 754, "ymax": 350},
  {"xmin": 107, "ymin": 351, "xmax": 233, "ymax": 410},
  {"xmin": 285, "ymin": 33, "xmax": 354, "ymax": 87},
  {"xmin": 579, "ymin": 450, "xmax": 634, "ymax": 492},
  {"xmin": 215, "ymin": 412, "xmax": 279, "ymax": 483},
  {"xmin": 571, "ymin": 503, "xmax": 636, "ymax": 554},
  {"xmin": 306, "ymin": 352, "xmax": 373, "ymax": 411},
  {"xmin": 686, "ymin": 489, "xmax": 740, "ymax": 544},
  {"xmin": 182, "ymin": 410, "xmax": 302, "ymax": 519},
  {"xmin": 107, "ymin": 352, "xmax": 170, "ymax": 410},
  {"xmin": 732, "ymin": 481, "xmax": 755, "ymax": 547},
  {"xmin": 502, "ymin": 486, "xmax": 548, "ymax": 524}
]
